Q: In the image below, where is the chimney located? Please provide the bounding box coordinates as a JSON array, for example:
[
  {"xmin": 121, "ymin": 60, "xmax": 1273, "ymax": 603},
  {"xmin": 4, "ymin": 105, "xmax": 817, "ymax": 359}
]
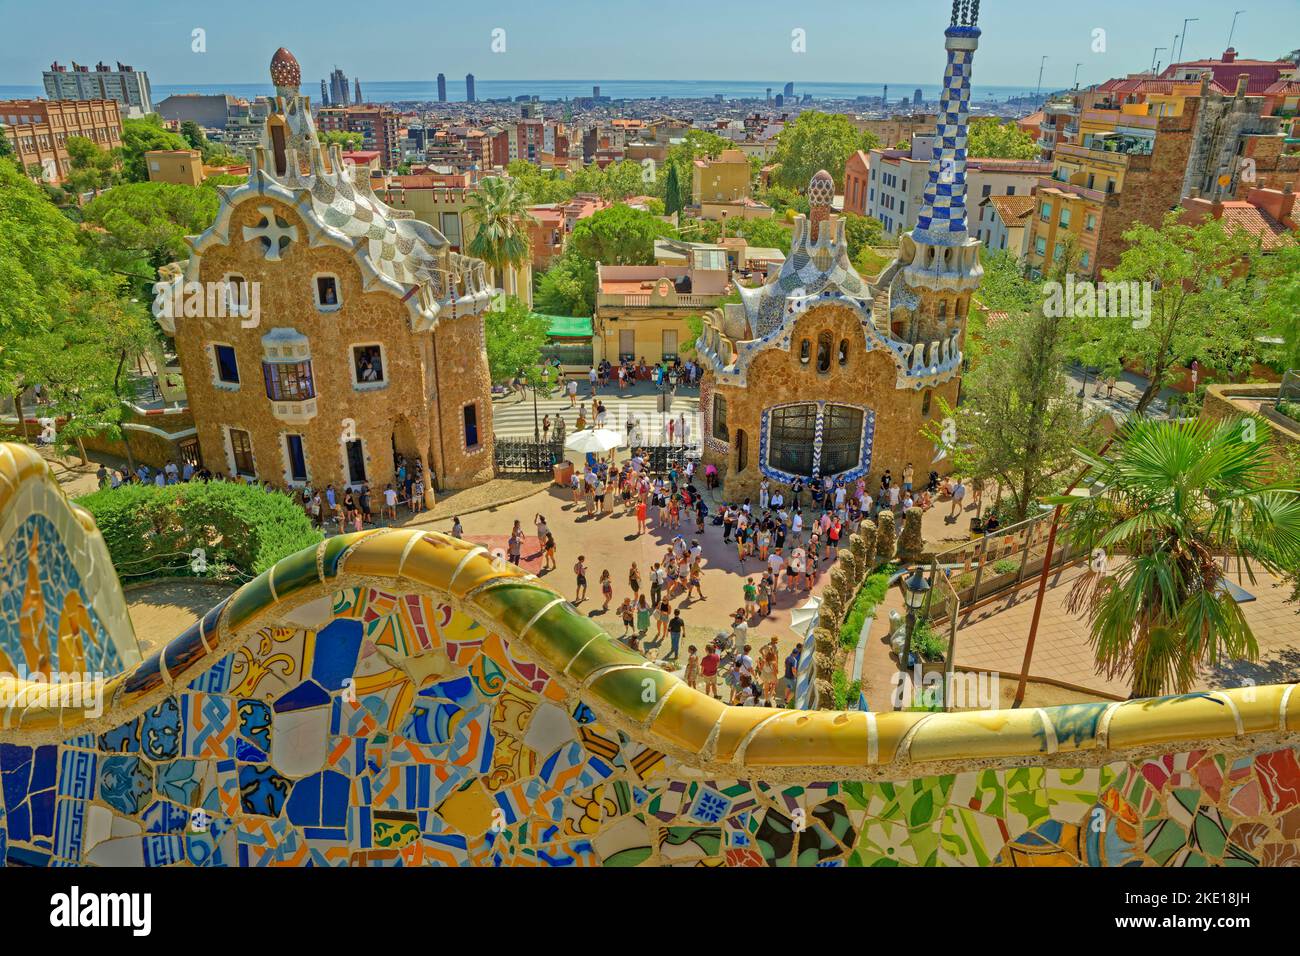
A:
[
  {"xmin": 1236, "ymin": 74, "xmax": 1249, "ymax": 97},
  {"xmin": 1222, "ymin": 48, "xmax": 1237, "ymax": 63},
  {"xmin": 1198, "ymin": 73, "xmax": 1210, "ymax": 98}
]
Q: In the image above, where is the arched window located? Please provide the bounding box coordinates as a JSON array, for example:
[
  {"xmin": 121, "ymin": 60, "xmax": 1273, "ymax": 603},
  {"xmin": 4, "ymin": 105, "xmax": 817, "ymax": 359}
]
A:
[
  {"xmin": 816, "ymin": 332, "xmax": 832, "ymax": 372},
  {"xmin": 712, "ymin": 394, "xmax": 729, "ymax": 441},
  {"xmin": 799, "ymin": 339, "xmax": 810, "ymax": 364},
  {"xmin": 735, "ymin": 429, "xmax": 748, "ymax": 472},
  {"xmin": 838, "ymin": 339, "xmax": 849, "ymax": 366}
]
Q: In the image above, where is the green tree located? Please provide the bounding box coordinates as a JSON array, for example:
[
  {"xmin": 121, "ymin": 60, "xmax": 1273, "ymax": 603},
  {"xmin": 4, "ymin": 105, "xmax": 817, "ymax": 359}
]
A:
[
  {"xmin": 179, "ymin": 120, "xmax": 213, "ymax": 159},
  {"xmin": 772, "ymin": 112, "xmax": 879, "ymax": 190},
  {"xmin": 23, "ymin": 288, "xmax": 155, "ymax": 463},
  {"xmin": 319, "ymin": 130, "xmax": 363, "ymax": 151},
  {"xmin": 484, "ymin": 295, "xmax": 550, "ymax": 384},
  {"xmin": 1070, "ymin": 212, "xmax": 1260, "ymax": 415},
  {"xmin": 119, "ymin": 115, "xmax": 190, "ymax": 182},
  {"xmin": 1258, "ymin": 242, "xmax": 1300, "ymax": 371},
  {"xmin": 0, "ymin": 158, "xmax": 102, "ymax": 398},
  {"xmin": 570, "ymin": 204, "xmax": 673, "ymax": 264},
  {"xmin": 81, "ymin": 181, "xmax": 221, "ymax": 273},
  {"xmin": 535, "ymin": 251, "xmax": 596, "ymax": 317},
  {"xmin": 64, "ymin": 135, "xmax": 120, "ymax": 197},
  {"xmin": 507, "ymin": 159, "xmax": 576, "ymax": 204},
  {"xmin": 0, "ymin": 128, "xmax": 12, "ymax": 160},
  {"xmin": 841, "ymin": 213, "xmax": 884, "ymax": 259},
  {"xmin": 663, "ymin": 163, "xmax": 683, "ymax": 216},
  {"xmin": 923, "ymin": 305, "xmax": 1099, "ymax": 522},
  {"xmin": 1051, "ymin": 416, "xmax": 1300, "ymax": 698},
  {"xmin": 966, "ymin": 117, "xmax": 1039, "ymax": 160},
  {"xmin": 733, "ymin": 216, "xmax": 792, "ymax": 254},
  {"xmin": 466, "ymin": 176, "xmax": 537, "ymax": 294}
]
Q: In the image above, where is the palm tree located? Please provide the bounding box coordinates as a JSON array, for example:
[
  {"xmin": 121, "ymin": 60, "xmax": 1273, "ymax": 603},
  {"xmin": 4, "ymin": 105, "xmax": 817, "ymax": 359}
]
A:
[
  {"xmin": 1054, "ymin": 416, "xmax": 1300, "ymax": 698},
  {"xmin": 466, "ymin": 176, "xmax": 537, "ymax": 301}
]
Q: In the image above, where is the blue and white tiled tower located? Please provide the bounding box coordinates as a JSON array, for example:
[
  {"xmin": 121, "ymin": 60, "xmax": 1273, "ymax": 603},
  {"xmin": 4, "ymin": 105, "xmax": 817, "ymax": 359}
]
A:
[
  {"xmin": 896, "ymin": 0, "xmax": 984, "ymax": 340},
  {"xmin": 913, "ymin": 0, "xmax": 980, "ymax": 244}
]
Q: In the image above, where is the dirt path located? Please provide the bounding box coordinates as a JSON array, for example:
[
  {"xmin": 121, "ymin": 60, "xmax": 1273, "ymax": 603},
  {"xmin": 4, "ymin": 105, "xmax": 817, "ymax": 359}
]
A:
[{"xmin": 125, "ymin": 580, "xmax": 238, "ymax": 655}]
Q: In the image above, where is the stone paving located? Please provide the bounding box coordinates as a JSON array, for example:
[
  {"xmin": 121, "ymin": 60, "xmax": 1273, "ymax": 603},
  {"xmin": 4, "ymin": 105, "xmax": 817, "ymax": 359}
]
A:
[{"xmin": 860, "ymin": 558, "xmax": 1300, "ymax": 704}]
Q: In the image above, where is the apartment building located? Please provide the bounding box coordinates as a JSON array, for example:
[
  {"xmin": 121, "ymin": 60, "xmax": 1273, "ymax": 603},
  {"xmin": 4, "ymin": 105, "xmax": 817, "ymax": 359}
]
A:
[
  {"xmin": 1027, "ymin": 71, "xmax": 1300, "ymax": 278},
  {"xmin": 43, "ymin": 60, "xmax": 151, "ymax": 115},
  {"xmin": 0, "ymin": 98, "xmax": 123, "ymax": 183},
  {"xmin": 844, "ymin": 137, "xmax": 1047, "ymax": 236},
  {"xmin": 315, "ymin": 105, "xmax": 400, "ymax": 168},
  {"xmin": 595, "ymin": 247, "xmax": 731, "ymax": 365}
]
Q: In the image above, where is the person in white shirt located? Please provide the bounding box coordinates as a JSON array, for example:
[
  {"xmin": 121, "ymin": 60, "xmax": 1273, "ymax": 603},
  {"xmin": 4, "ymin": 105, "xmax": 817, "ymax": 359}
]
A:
[
  {"xmin": 889, "ymin": 484, "xmax": 900, "ymax": 509},
  {"xmin": 791, "ymin": 511, "xmax": 804, "ymax": 542},
  {"xmin": 767, "ymin": 551, "xmax": 784, "ymax": 578}
]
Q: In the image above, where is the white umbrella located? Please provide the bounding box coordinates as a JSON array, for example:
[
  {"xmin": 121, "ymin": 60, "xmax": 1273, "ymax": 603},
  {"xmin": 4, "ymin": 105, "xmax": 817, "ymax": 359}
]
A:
[
  {"xmin": 564, "ymin": 428, "xmax": 624, "ymax": 455},
  {"xmin": 789, "ymin": 595, "xmax": 822, "ymax": 635}
]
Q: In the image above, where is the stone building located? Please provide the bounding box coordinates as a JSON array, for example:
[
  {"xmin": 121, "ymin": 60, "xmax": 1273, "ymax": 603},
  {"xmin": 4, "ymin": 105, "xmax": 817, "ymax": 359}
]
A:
[
  {"xmin": 695, "ymin": 2, "xmax": 981, "ymax": 500},
  {"xmin": 157, "ymin": 48, "xmax": 496, "ymax": 502}
]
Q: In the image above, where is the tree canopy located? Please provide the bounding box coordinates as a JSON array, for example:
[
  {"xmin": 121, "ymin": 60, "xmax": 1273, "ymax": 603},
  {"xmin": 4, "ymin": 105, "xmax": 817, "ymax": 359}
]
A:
[
  {"xmin": 120, "ymin": 115, "xmax": 190, "ymax": 182},
  {"xmin": 1070, "ymin": 212, "xmax": 1260, "ymax": 413},
  {"xmin": 570, "ymin": 204, "xmax": 674, "ymax": 265},
  {"xmin": 484, "ymin": 295, "xmax": 551, "ymax": 384},
  {"xmin": 966, "ymin": 117, "xmax": 1040, "ymax": 160},
  {"xmin": 771, "ymin": 112, "xmax": 879, "ymax": 191}
]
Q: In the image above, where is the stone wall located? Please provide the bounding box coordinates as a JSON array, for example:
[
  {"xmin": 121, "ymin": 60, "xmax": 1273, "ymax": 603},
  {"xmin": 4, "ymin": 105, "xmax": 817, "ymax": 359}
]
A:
[
  {"xmin": 1097, "ymin": 107, "xmax": 1196, "ymax": 273},
  {"xmin": 177, "ymin": 199, "xmax": 492, "ymax": 496}
]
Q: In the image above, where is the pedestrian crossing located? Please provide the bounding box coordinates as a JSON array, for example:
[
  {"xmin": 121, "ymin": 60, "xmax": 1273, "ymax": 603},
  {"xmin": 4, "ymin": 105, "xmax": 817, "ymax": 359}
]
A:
[{"xmin": 489, "ymin": 387, "xmax": 703, "ymax": 443}]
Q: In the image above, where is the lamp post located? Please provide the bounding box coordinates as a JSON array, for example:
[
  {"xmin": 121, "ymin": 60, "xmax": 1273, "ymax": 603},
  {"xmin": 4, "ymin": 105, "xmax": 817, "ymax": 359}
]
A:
[
  {"xmin": 1227, "ymin": 10, "xmax": 1246, "ymax": 49},
  {"xmin": 1179, "ymin": 19, "xmax": 1199, "ymax": 63},
  {"xmin": 898, "ymin": 567, "xmax": 931, "ymax": 707}
]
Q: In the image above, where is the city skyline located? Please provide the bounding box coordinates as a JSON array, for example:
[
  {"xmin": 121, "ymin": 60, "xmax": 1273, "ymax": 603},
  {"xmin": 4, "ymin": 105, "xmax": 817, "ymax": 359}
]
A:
[{"xmin": 1, "ymin": 0, "xmax": 1295, "ymax": 93}]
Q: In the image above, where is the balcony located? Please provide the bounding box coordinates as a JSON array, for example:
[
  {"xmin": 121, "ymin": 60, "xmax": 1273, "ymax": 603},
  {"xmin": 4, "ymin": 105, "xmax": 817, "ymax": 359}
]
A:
[{"xmin": 261, "ymin": 329, "xmax": 318, "ymax": 424}]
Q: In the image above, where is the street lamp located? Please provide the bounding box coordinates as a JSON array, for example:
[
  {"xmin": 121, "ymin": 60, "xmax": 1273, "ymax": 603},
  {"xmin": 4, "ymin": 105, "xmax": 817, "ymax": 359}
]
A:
[
  {"xmin": 1179, "ymin": 19, "xmax": 1199, "ymax": 63},
  {"xmin": 898, "ymin": 567, "xmax": 931, "ymax": 700}
]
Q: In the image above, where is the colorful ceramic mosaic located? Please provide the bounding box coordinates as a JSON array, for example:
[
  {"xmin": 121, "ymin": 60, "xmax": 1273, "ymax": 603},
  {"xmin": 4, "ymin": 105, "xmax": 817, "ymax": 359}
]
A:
[{"xmin": 1, "ymin": 444, "xmax": 1298, "ymax": 866}]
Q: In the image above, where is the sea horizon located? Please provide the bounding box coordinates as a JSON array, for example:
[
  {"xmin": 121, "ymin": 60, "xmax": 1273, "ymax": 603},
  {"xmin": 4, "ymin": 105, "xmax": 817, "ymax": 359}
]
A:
[{"xmin": 0, "ymin": 78, "xmax": 1047, "ymax": 105}]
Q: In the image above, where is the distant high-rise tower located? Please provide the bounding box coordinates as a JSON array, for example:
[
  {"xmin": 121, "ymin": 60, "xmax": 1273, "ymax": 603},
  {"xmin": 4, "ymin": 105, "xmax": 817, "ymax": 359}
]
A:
[
  {"xmin": 354, "ymin": 77, "xmax": 363, "ymax": 105},
  {"xmin": 782, "ymin": 81, "xmax": 794, "ymax": 98},
  {"xmin": 882, "ymin": 84, "xmax": 888, "ymax": 107},
  {"xmin": 774, "ymin": 93, "xmax": 784, "ymax": 107},
  {"xmin": 913, "ymin": 88, "xmax": 922, "ymax": 105},
  {"xmin": 766, "ymin": 87, "xmax": 772, "ymax": 104},
  {"xmin": 593, "ymin": 85, "xmax": 600, "ymax": 98},
  {"xmin": 437, "ymin": 73, "xmax": 446, "ymax": 102},
  {"xmin": 466, "ymin": 73, "xmax": 476, "ymax": 102},
  {"xmin": 320, "ymin": 79, "xmax": 329, "ymax": 106},
  {"xmin": 329, "ymin": 67, "xmax": 348, "ymax": 108}
]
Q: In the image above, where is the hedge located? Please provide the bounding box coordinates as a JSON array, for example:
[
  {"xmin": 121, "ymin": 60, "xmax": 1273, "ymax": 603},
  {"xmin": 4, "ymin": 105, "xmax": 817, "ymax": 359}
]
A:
[{"xmin": 76, "ymin": 481, "xmax": 323, "ymax": 582}]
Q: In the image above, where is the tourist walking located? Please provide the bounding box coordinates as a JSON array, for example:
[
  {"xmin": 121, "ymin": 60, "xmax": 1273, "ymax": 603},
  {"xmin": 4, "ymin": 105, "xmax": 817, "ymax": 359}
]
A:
[{"xmin": 574, "ymin": 555, "xmax": 588, "ymax": 603}]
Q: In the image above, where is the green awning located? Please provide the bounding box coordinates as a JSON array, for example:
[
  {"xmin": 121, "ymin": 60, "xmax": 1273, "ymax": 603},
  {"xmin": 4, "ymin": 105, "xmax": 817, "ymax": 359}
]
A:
[{"xmin": 536, "ymin": 314, "xmax": 593, "ymax": 338}]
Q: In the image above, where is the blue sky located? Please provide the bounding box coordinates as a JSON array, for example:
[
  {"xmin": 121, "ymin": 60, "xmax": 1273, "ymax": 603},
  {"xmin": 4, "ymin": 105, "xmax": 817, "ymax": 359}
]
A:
[{"xmin": 1, "ymin": 0, "xmax": 1294, "ymax": 89}]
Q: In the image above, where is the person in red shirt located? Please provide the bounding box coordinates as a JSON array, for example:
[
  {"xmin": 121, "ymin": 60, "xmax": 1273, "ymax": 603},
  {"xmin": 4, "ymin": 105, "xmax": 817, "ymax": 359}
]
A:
[
  {"xmin": 635, "ymin": 497, "xmax": 647, "ymax": 534},
  {"xmin": 700, "ymin": 643, "xmax": 720, "ymax": 699}
]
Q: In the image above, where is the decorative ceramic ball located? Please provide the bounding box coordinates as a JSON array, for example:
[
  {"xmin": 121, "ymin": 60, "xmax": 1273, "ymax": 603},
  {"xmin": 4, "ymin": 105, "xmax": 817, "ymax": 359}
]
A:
[
  {"xmin": 270, "ymin": 48, "xmax": 301, "ymax": 89},
  {"xmin": 808, "ymin": 170, "xmax": 835, "ymax": 208}
]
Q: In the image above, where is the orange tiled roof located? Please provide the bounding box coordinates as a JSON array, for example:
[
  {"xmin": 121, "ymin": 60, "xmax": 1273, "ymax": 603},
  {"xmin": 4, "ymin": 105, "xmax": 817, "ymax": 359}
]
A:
[
  {"xmin": 1217, "ymin": 202, "xmax": 1297, "ymax": 251},
  {"xmin": 985, "ymin": 194, "xmax": 1036, "ymax": 223}
]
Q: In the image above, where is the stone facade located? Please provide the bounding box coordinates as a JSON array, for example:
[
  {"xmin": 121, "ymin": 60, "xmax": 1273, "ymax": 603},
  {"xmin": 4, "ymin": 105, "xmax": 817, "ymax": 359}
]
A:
[
  {"xmin": 160, "ymin": 48, "xmax": 496, "ymax": 501},
  {"xmin": 696, "ymin": 7, "xmax": 978, "ymax": 503},
  {"xmin": 704, "ymin": 301, "xmax": 958, "ymax": 501}
]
